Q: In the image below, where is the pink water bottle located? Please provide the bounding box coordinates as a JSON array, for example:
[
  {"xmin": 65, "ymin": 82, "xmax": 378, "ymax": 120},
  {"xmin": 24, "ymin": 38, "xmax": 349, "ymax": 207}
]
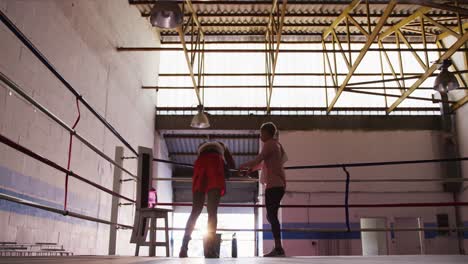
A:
[{"xmin": 148, "ymin": 187, "xmax": 157, "ymax": 208}]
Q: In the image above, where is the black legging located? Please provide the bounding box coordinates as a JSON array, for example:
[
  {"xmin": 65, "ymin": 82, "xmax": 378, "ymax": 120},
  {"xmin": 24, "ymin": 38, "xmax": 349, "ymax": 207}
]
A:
[
  {"xmin": 183, "ymin": 189, "xmax": 221, "ymax": 238},
  {"xmin": 265, "ymin": 187, "xmax": 285, "ymax": 242}
]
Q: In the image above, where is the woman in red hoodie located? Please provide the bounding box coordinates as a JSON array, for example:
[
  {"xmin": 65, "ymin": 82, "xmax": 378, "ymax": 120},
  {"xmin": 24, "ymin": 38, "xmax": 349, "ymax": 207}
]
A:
[{"xmin": 179, "ymin": 141, "xmax": 235, "ymax": 258}]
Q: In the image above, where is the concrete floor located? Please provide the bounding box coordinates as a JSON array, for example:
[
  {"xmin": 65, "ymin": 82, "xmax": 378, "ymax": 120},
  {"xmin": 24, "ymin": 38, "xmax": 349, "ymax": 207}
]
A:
[{"xmin": 0, "ymin": 255, "xmax": 467, "ymax": 264}]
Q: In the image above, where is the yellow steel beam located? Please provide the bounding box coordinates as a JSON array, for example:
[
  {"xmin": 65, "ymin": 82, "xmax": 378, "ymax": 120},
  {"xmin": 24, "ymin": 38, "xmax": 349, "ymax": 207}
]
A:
[
  {"xmin": 327, "ymin": 1, "xmax": 397, "ymax": 112},
  {"xmin": 387, "ymin": 31, "xmax": 468, "ymax": 113},
  {"xmin": 323, "ymin": 0, "xmax": 361, "ymax": 39},
  {"xmin": 265, "ymin": 0, "xmax": 278, "ymax": 110},
  {"xmin": 331, "ymin": 29, "xmax": 352, "ymax": 70},
  {"xmin": 379, "ymin": 6, "xmax": 431, "ymax": 40},
  {"xmin": 423, "ymin": 14, "xmax": 460, "ymax": 39},
  {"xmin": 345, "ymin": 16, "xmax": 352, "ymax": 65},
  {"xmin": 176, "ymin": 27, "xmax": 202, "ymax": 105},
  {"xmin": 379, "ymin": 49, "xmax": 389, "ymax": 108},
  {"xmin": 451, "ymin": 95, "xmax": 468, "ymax": 111},
  {"xmin": 184, "ymin": 0, "xmax": 204, "ymax": 39},
  {"xmin": 379, "ymin": 41, "xmax": 404, "ymax": 91},
  {"xmin": 176, "ymin": 0, "xmax": 206, "ymax": 105},
  {"xmin": 271, "ymin": 0, "xmax": 287, "ymax": 82},
  {"xmin": 346, "ymin": 14, "xmax": 369, "ymax": 37},
  {"xmin": 396, "ymin": 30, "xmax": 428, "ymax": 70},
  {"xmin": 322, "ymin": 40, "xmax": 338, "ymax": 87},
  {"xmin": 421, "ymin": 16, "xmax": 429, "ymax": 66},
  {"xmin": 436, "ymin": 22, "xmax": 468, "ymax": 41},
  {"xmin": 398, "ymin": 0, "xmax": 468, "ymax": 17},
  {"xmin": 266, "ymin": 0, "xmax": 279, "ymax": 29},
  {"xmin": 395, "ymin": 32, "xmax": 405, "ymax": 88},
  {"xmin": 267, "ymin": 0, "xmax": 287, "ymax": 112}
]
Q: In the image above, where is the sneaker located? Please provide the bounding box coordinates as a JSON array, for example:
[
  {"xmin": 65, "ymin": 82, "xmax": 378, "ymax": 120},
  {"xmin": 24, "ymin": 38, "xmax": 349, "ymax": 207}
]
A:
[
  {"xmin": 263, "ymin": 247, "xmax": 285, "ymax": 257},
  {"xmin": 179, "ymin": 247, "xmax": 188, "ymax": 258}
]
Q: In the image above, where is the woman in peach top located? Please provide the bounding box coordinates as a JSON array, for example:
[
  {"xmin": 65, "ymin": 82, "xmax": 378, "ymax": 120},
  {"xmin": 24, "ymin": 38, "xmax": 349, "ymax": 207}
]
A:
[{"xmin": 240, "ymin": 122, "xmax": 287, "ymax": 257}]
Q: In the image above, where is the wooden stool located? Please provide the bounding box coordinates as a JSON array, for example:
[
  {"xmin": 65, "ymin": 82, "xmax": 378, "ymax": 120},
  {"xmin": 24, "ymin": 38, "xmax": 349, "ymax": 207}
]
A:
[{"xmin": 131, "ymin": 208, "xmax": 172, "ymax": 257}]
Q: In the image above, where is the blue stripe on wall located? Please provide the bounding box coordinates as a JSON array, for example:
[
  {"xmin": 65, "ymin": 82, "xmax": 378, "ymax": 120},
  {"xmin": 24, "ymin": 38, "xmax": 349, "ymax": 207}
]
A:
[
  {"xmin": 0, "ymin": 187, "xmax": 97, "ymax": 227},
  {"xmin": 0, "ymin": 166, "xmax": 98, "ymax": 215},
  {"xmin": 0, "ymin": 165, "xmax": 101, "ymax": 227},
  {"xmin": 423, "ymin": 223, "xmax": 438, "ymax": 239},
  {"xmin": 263, "ymin": 222, "xmax": 468, "ymax": 240},
  {"xmin": 263, "ymin": 222, "xmax": 361, "ymax": 240},
  {"xmin": 422, "ymin": 222, "xmax": 468, "ymax": 239}
]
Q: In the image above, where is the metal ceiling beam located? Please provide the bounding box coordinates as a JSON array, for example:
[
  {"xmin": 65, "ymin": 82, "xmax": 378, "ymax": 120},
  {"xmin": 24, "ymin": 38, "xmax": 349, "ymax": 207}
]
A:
[
  {"xmin": 159, "ymin": 32, "xmax": 424, "ymax": 37},
  {"xmin": 118, "ymin": 47, "xmax": 459, "ymax": 53},
  {"xmin": 326, "ymin": 0, "xmax": 397, "ymax": 112},
  {"xmin": 156, "ymin": 22, "xmax": 405, "ymax": 28},
  {"xmin": 387, "ymin": 31, "xmax": 468, "ymax": 113},
  {"xmin": 396, "ymin": 29, "xmax": 428, "ymax": 70},
  {"xmin": 176, "ymin": 27, "xmax": 202, "ymax": 105},
  {"xmin": 159, "ymin": 39, "xmax": 434, "ymax": 44},
  {"xmin": 379, "ymin": 6, "xmax": 432, "ymax": 40},
  {"xmin": 176, "ymin": 0, "xmax": 206, "ymax": 105},
  {"xmin": 164, "ymin": 134, "xmax": 259, "ymax": 139},
  {"xmin": 323, "ymin": 0, "xmax": 361, "ymax": 40},
  {"xmin": 346, "ymin": 89, "xmax": 456, "ymax": 104},
  {"xmin": 155, "ymin": 114, "xmax": 443, "ymax": 131},
  {"xmin": 423, "ymin": 14, "xmax": 461, "ymax": 38},
  {"xmin": 348, "ymin": 71, "xmax": 440, "ymax": 86},
  {"xmin": 397, "ymin": 0, "xmax": 468, "ymax": 17},
  {"xmin": 436, "ymin": 22, "xmax": 468, "ymax": 40},
  {"xmin": 158, "ymin": 72, "xmax": 427, "ymax": 77},
  {"xmin": 144, "ymin": 85, "xmax": 443, "ymax": 90},
  {"xmin": 346, "ymin": 14, "xmax": 369, "ymax": 37},
  {"xmin": 379, "ymin": 41, "xmax": 405, "ymax": 91},
  {"xmin": 264, "ymin": 0, "xmax": 287, "ymax": 112},
  {"xmin": 142, "ymin": 12, "xmax": 465, "ymax": 18},
  {"xmin": 130, "ymin": 0, "xmax": 403, "ymax": 4},
  {"xmin": 170, "ymin": 152, "xmax": 258, "ymax": 156},
  {"xmin": 156, "ymin": 106, "xmax": 440, "ymax": 112},
  {"xmin": 451, "ymin": 96, "xmax": 468, "ymax": 111}
]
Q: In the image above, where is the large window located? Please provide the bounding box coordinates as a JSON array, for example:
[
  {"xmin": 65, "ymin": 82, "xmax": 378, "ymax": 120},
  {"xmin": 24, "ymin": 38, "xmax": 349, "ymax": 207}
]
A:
[{"xmin": 156, "ymin": 43, "xmax": 442, "ymax": 113}]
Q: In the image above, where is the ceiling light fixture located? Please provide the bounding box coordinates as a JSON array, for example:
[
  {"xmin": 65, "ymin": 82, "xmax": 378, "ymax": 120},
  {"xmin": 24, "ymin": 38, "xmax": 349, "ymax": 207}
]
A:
[
  {"xmin": 149, "ymin": 1, "xmax": 183, "ymax": 29},
  {"xmin": 190, "ymin": 105, "xmax": 210, "ymax": 129},
  {"xmin": 433, "ymin": 59, "xmax": 460, "ymax": 94}
]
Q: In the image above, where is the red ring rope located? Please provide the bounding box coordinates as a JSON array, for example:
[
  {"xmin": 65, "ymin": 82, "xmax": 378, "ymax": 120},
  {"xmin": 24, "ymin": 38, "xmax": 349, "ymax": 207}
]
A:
[
  {"xmin": 64, "ymin": 98, "xmax": 81, "ymax": 211},
  {"xmin": 156, "ymin": 201, "xmax": 468, "ymax": 208}
]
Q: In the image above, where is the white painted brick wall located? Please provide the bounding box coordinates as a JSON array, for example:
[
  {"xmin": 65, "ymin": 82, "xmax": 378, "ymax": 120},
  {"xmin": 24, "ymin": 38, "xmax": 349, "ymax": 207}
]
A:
[
  {"xmin": 0, "ymin": 0, "xmax": 161, "ymax": 255},
  {"xmin": 263, "ymin": 130, "xmax": 462, "ymax": 255},
  {"xmin": 455, "ymin": 103, "xmax": 468, "ymax": 253}
]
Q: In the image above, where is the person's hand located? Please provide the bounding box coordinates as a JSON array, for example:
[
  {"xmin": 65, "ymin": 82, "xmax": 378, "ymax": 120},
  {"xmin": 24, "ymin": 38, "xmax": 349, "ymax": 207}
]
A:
[{"xmin": 237, "ymin": 167, "xmax": 248, "ymax": 177}]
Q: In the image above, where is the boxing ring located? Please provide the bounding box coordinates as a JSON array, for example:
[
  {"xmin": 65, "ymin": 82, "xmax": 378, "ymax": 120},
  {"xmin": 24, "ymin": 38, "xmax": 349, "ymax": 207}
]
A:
[{"xmin": 1, "ymin": 8, "xmax": 468, "ymax": 264}]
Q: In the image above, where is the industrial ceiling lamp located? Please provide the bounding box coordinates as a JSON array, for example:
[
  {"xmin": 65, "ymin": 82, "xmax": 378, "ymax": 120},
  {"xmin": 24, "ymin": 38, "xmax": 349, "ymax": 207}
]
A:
[
  {"xmin": 433, "ymin": 59, "xmax": 460, "ymax": 94},
  {"xmin": 191, "ymin": 105, "xmax": 210, "ymax": 129},
  {"xmin": 149, "ymin": 1, "xmax": 183, "ymax": 29}
]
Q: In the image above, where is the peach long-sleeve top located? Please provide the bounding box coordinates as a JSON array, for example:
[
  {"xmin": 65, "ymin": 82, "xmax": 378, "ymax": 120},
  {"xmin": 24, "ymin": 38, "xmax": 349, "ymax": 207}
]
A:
[{"xmin": 242, "ymin": 139, "xmax": 287, "ymax": 189}]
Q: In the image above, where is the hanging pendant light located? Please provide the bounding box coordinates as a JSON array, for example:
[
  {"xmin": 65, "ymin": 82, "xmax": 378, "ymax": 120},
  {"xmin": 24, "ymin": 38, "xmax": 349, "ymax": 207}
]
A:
[
  {"xmin": 433, "ymin": 59, "xmax": 460, "ymax": 94},
  {"xmin": 149, "ymin": 1, "xmax": 183, "ymax": 29},
  {"xmin": 191, "ymin": 105, "xmax": 210, "ymax": 129}
]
